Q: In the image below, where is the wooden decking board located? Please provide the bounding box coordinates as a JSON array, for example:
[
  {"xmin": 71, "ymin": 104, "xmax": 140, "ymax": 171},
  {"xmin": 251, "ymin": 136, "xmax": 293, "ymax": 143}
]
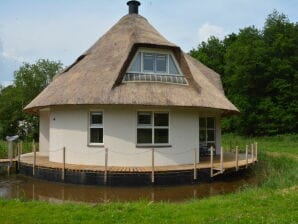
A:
[{"xmin": 17, "ymin": 152, "xmax": 256, "ymax": 173}]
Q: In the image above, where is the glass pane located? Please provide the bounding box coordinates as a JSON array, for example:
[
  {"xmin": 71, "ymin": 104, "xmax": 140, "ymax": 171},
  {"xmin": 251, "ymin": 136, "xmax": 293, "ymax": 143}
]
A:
[
  {"xmin": 207, "ymin": 130, "xmax": 215, "ymax": 141},
  {"xmin": 154, "ymin": 113, "xmax": 169, "ymax": 126},
  {"xmin": 137, "ymin": 128, "xmax": 152, "ymax": 144},
  {"xmin": 207, "ymin": 143, "xmax": 216, "ymax": 150},
  {"xmin": 128, "ymin": 52, "xmax": 141, "ymax": 72},
  {"xmin": 199, "ymin": 130, "xmax": 206, "ymax": 142},
  {"xmin": 169, "ymin": 55, "xmax": 179, "ymax": 74},
  {"xmin": 199, "ymin": 118, "xmax": 206, "ymax": 128},
  {"xmin": 138, "ymin": 112, "xmax": 152, "ymax": 125},
  {"xmin": 90, "ymin": 128, "xmax": 103, "ymax": 143},
  {"xmin": 207, "ymin": 117, "xmax": 215, "ymax": 129},
  {"xmin": 156, "ymin": 54, "xmax": 167, "ymax": 73},
  {"xmin": 143, "ymin": 53, "xmax": 154, "ymax": 72},
  {"xmin": 91, "ymin": 113, "xmax": 102, "ymax": 124},
  {"xmin": 154, "ymin": 129, "xmax": 169, "ymax": 144}
]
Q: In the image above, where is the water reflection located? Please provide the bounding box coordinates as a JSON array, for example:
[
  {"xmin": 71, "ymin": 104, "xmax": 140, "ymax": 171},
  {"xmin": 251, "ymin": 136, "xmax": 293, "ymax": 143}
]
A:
[{"xmin": 0, "ymin": 173, "xmax": 258, "ymax": 203}]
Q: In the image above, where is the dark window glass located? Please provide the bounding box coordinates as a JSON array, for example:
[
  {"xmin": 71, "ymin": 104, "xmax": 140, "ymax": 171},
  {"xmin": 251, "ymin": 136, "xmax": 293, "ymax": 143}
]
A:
[
  {"xmin": 143, "ymin": 53, "xmax": 154, "ymax": 71},
  {"xmin": 91, "ymin": 113, "xmax": 102, "ymax": 124},
  {"xmin": 138, "ymin": 112, "xmax": 152, "ymax": 125},
  {"xmin": 154, "ymin": 113, "xmax": 169, "ymax": 126},
  {"xmin": 199, "ymin": 130, "xmax": 206, "ymax": 142},
  {"xmin": 137, "ymin": 129, "xmax": 152, "ymax": 144},
  {"xmin": 199, "ymin": 118, "xmax": 206, "ymax": 128},
  {"xmin": 90, "ymin": 128, "xmax": 103, "ymax": 143},
  {"xmin": 207, "ymin": 117, "xmax": 215, "ymax": 129},
  {"xmin": 154, "ymin": 129, "xmax": 169, "ymax": 144},
  {"xmin": 156, "ymin": 54, "xmax": 167, "ymax": 73},
  {"xmin": 207, "ymin": 130, "xmax": 215, "ymax": 141}
]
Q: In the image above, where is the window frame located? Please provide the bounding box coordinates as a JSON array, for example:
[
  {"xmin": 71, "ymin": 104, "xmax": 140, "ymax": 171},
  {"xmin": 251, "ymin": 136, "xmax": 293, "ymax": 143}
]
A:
[
  {"xmin": 128, "ymin": 48, "xmax": 183, "ymax": 76},
  {"xmin": 136, "ymin": 111, "xmax": 171, "ymax": 147},
  {"xmin": 199, "ymin": 117, "xmax": 216, "ymax": 149},
  {"xmin": 88, "ymin": 111, "xmax": 104, "ymax": 146}
]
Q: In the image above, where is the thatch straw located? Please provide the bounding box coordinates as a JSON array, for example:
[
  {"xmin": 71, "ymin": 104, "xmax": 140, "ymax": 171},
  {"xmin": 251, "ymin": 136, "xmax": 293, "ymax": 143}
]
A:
[{"xmin": 24, "ymin": 14, "xmax": 239, "ymax": 115}]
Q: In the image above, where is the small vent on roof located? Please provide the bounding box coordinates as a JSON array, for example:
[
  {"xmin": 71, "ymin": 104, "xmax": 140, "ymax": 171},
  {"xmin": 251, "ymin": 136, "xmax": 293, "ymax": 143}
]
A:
[{"xmin": 127, "ymin": 1, "xmax": 141, "ymax": 14}]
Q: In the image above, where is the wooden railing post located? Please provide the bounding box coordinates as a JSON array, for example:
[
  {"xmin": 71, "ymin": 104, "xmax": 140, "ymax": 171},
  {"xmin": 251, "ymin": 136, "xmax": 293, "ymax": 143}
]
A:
[
  {"xmin": 151, "ymin": 148, "xmax": 155, "ymax": 184},
  {"xmin": 251, "ymin": 143, "xmax": 254, "ymax": 163},
  {"xmin": 193, "ymin": 148, "xmax": 197, "ymax": 180},
  {"xmin": 255, "ymin": 142, "xmax": 258, "ymax": 162},
  {"xmin": 210, "ymin": 146, "xmax": 214, "ymax": 177},
  {"xmin": 235, "ymin": 146, "xmax": 239, "ymax": 171},
  {"xmin": 62, "ymin": 147, "xmax": 66, "ymax": 181},
  {"xmin": 32, "ymin": 140, "xmax": 36, "ymax": 176},
  {"xmin": 245, "ymin": 145, "xmax": 248, "ymax": 168},
  {"xmin": 104, "ymin": 148, "xmax": 108, "ymax": 185},
  {"xmin": 220, "ymin": 146, "xmax": 224, "ymax": 173},
  {"xmin": 17, "ymin": 142, "xmax": 20, "ymax": 170}
]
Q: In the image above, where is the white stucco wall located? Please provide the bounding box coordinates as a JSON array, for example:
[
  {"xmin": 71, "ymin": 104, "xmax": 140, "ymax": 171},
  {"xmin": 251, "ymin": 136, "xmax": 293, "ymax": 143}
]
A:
[
  {"xmin": 39, "ymin": 109, "xmax": 50, "ymax": 156},
  {"xmin": 46, "ymin": 106, "xmax": 221, "ymax": 166}
]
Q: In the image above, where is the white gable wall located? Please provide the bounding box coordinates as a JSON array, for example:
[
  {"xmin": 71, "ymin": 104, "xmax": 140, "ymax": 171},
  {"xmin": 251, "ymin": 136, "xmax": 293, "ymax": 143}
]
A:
[{"xmin": 47, "ymin": 106, "xmax": 221, "ymax": 166}]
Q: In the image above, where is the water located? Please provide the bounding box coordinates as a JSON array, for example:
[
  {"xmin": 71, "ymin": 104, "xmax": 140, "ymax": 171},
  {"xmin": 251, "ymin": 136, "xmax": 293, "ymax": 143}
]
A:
[{"xmin": 0, "ymin": 172, "xmax": 259, "ymax": 203}]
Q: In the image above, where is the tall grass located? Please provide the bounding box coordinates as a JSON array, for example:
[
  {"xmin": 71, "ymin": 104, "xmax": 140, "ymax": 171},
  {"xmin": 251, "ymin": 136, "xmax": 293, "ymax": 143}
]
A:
[{"xmin": 0, "ymin": 141, "xmax": 37, "ymax": 159}]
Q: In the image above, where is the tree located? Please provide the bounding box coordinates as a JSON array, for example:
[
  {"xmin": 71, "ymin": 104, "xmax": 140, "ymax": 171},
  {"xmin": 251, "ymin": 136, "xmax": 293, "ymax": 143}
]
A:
[
  {"xmin": 190, "ymin": 11, "xmax": 298, "ymax": 136},
  {"xmin": 0, "ymin": 59, "xmax": 63, "ymax": 140}
]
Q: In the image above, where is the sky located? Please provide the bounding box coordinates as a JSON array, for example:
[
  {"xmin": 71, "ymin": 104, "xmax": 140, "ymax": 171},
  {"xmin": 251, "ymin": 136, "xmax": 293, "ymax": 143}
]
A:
[{"xmin": 0, "ymin": 0, "xmax": 297, "ymax": 86}]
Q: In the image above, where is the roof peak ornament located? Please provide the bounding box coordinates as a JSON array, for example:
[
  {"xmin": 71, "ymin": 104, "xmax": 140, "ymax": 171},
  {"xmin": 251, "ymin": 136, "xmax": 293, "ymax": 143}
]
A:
[{"xmin": 127, "ymin": 0, "xmax": 141, "ymax": 15}]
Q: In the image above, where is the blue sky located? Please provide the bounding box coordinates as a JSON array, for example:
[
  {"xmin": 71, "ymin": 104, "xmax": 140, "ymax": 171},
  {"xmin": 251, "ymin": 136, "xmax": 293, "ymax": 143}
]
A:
[{"xmin": 0, "ymin": 0, "xmax": 297, "ymax": 86}]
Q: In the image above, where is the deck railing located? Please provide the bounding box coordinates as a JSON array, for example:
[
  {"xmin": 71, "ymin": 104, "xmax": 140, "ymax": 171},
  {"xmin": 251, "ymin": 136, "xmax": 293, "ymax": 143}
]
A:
[{"xmin": 1, "ymin": 141, "xmax": 258, "ymax": 183}]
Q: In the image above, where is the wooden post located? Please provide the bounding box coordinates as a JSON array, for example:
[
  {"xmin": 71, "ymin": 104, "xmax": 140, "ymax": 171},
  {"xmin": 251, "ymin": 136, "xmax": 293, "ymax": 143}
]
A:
[
  {"xmin": 193, "ymin": 148, "xmax": 197, "ymax": 180},
  {"xmin": 17, "ymin": 142, "xmax": 20, "ymax": 170},
  {"xmin": 251, "ymin": 143, "xmax": 254, "ymax": 163},
  {"xmin": 62, "ymin": 147, "xmax": 66, "ymax": 181},
  {"xmin": 33, "ymin": 140, "xmax": 36, "ymax": 176},
  {"xmin": 255, "ymin": 142, "xmax": 258, "ymax": 162},
  {"xmin": 245, "ymin": 145, "xmax": 248, "ymax": 168},
  {"xmin": 8, "ymin": 141, "xmax": 13, "ymax": 166},
  {"xmin": 151, "ymin": 148, "xmax": 155, "ymax": 184},
  {"xmin": 20, "ymin": 141, "xmax": 23, "ymax": 156},
  {"xmin": 210, "ymin": 146, "xmax": 214, "ymax": 177},
  {"xmin": 220, "ymin": 146, "xmax": 224, "ymax": 173},
  {"xmin": 104, "ymin": 148, "xmax": 108, "ymax": 185},
  {"xmin": 235, "ymin": 146, "xmax": 239, "ymax": 171}
]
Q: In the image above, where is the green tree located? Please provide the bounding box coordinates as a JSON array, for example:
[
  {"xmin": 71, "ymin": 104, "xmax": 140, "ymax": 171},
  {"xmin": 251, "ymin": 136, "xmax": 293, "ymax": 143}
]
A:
[
  {"xmin": 0, "ymin": 59, "xmax": 63, "ymax": 140},
  {"xmin": 190, "ymin": 11, "xmax": 298, "ymax": 136}
]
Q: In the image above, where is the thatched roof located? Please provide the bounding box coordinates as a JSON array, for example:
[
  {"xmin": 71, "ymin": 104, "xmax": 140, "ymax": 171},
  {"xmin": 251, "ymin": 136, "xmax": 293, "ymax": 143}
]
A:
[{"xmin": 25, "ymin": 14, "xmax": 239, "ymax": 115}]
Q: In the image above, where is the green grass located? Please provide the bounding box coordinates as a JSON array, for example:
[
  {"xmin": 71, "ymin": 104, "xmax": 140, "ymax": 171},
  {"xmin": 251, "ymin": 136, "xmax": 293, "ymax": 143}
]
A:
[
  {"xmin": 0, "ymin": 141, "xmax": 37, "ymax": 159},
  {"xmin": 222, "ymin": 133, "xmax": 298, "ymax": 155},
  {"xmin": 0, "ymin": 134, "xmax": 297, "ymax": 223}
]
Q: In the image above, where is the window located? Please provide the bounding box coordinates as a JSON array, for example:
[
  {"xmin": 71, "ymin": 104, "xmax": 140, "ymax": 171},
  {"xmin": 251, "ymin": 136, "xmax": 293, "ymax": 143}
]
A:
[
  {"xmin": 128, "ymin": 51, "xmax": 181, "ymax": 76},
  {"xmin": 89, "ymin": 112, "xmax": 103, "ymax": 144},
  {"xmin": 199, "ymin": 117, "xmax": 215, "ymax": 149},
  {"xmin": 137, "ymin": 112, "xmax": 169, "ymax": 145}
]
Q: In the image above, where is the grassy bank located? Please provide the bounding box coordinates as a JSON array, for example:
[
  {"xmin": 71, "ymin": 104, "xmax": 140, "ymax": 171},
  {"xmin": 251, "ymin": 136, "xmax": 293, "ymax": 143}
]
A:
[
  {"xmin": 0, "ymin": 134, "xmax": 297, "ymax": 223},
  {"xmin": 0, "ymin": 141, "xmax": 36, "ymax": 159}
]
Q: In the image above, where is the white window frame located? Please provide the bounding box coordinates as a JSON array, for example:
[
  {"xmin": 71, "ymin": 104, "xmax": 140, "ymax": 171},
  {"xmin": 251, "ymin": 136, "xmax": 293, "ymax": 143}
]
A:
[
  {"xmin": 128, "ymin": 48, "xmax": 183, "ymax": 76},
  {"xmin": 88, "ymin": 111, "xmax": 104, "ymax": 146},
  {"xmin": 136, "ymin": 111, "xmax": 170, "ymax": 147},
  {"xmin": 199, "ymin": 117, "xmax": 216, "ymax": 148}
]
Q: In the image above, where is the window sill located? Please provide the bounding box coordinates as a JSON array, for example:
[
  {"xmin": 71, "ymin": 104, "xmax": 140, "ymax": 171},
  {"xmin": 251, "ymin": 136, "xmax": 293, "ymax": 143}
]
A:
[
  {"xmin": 136, "ymin": 144, "xmax": 172, "ymax": 148},
  {"xmin": 88, "ymin": 143, "xmax": 105, "ymax": 148}
]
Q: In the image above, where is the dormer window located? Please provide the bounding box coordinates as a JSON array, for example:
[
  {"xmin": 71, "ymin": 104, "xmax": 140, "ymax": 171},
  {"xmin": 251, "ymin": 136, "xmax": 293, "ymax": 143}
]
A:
[{"xmin": 123, "ymin": 48, "xmax": 187, "ymax": 85}]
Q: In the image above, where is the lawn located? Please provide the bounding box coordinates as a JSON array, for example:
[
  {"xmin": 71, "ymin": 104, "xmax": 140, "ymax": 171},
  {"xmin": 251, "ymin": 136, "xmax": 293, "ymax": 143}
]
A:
[{"xmin": 0, "ymin": 134, "xmax": 297, "ymax": 224}]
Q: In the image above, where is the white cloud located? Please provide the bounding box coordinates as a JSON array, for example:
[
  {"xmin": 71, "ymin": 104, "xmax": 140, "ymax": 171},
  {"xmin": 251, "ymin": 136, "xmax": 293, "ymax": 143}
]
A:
[{"xmin": 198, "ymin": 22, "xmax": 226, "ymax": 43}]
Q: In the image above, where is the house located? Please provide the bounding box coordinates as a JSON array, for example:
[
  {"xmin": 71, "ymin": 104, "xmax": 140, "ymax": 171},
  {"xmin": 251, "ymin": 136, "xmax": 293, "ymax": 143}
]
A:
[{"xmin": 25, "ymin": 1, "xmax": 239, "ymax": 168}]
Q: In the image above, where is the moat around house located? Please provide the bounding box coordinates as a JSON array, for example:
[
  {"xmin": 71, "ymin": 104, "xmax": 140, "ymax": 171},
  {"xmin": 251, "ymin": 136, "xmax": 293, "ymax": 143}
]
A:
[{"xmin": 0, "ymin": 170, "xmax": 259, "ymax": 203}]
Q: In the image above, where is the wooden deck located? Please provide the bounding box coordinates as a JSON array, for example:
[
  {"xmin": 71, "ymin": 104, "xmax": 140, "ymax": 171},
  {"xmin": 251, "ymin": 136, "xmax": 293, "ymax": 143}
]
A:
[{"xmin": 19, "ymin": 152, "xmax": 256, "ymax": 173}]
